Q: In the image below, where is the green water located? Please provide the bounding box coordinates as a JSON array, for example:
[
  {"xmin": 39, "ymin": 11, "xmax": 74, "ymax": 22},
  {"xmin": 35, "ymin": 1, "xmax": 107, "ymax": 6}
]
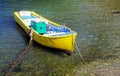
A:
[{"xmin": 0, "ymin": 0, "xmax": 120, "ymax": 76}]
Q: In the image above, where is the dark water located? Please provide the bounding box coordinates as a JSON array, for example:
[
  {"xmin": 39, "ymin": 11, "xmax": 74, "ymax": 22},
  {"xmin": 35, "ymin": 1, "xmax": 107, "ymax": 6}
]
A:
[{"xmin": 0, "ymin": 0, "xmax": 120, "ymax": 76}]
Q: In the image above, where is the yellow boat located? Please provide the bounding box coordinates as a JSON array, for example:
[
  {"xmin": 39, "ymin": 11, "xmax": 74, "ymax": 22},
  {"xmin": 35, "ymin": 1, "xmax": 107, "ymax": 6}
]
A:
[{"xmin": 14, "ymin": 11, "xmax": 77, "ymax": 55}]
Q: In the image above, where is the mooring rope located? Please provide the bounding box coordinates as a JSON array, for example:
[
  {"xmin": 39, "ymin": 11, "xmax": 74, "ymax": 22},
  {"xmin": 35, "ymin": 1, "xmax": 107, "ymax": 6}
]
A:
[
  {"xmin": 75, "ymin": 41, "xmax": 86, "ymax": 64},
  {"xmin": 75, "ymin": 41, "xmax": 99, "ymax": 75},
  {"xmin": 5, "ymin": 29, "xmax": 33, "ymax": 76},
  {"xmin": 5, "ymin": 46, "xmax": 29, "ymax": 76}
]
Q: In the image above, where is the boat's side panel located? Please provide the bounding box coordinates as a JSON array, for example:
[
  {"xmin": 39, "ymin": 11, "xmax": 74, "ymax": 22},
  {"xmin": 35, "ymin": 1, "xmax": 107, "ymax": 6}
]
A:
[
  {"xmin": 34, "ymin": 33, "xmax": 77, "ymax": 52},
  {"xmin": 50, "ymin": 34, "xmax": 77, "ymax": 52}
]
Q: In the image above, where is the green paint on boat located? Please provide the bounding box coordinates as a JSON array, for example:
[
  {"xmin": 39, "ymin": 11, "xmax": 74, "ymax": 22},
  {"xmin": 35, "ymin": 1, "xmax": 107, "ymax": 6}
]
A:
[{"xmin": 31, "ymin": 20, "xmax": 47, "ymax": 34}]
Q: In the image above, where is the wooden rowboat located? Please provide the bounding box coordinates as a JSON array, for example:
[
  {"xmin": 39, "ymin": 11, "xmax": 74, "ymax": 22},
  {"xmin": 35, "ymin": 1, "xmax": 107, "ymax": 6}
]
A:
[{"xmin": 14, "ymin": 11, "xmax": 77, "ymax": 55}]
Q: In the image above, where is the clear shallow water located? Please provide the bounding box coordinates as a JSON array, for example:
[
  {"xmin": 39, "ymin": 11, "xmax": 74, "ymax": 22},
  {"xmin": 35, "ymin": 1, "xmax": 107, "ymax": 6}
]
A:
[{"xmin": 0, "ymin": 0, "xmax": 120, "ymax": 75}]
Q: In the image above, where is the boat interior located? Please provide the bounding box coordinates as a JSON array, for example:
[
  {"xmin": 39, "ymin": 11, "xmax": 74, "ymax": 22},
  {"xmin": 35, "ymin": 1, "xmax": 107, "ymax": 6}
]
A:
[{"xmin": 19, "ymin": 11, "xmax": 75, "ymax": 36}]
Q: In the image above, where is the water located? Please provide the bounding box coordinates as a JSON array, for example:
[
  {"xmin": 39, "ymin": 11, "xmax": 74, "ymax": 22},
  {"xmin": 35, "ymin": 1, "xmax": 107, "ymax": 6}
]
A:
[{"xmin": 0, "ymin": 0, "xmax": 120, "ymax": 76}]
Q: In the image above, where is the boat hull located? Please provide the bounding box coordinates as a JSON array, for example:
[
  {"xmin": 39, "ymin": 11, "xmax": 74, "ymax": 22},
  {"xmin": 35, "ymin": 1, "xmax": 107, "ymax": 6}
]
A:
[{"xmin": 14, "ymin": 11, "xmax": 77, "ymax": 54}]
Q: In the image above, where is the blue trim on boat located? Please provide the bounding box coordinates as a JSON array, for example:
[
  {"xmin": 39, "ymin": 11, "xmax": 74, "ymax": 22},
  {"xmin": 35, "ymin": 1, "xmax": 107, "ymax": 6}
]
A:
[{"xmin": 21, "ymin": 15, "xmax": 35, "ymax": 19}]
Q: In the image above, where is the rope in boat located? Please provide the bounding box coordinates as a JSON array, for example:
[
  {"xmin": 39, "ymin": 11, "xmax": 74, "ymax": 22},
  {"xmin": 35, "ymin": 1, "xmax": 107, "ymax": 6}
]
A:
[{"xmin": 75, "ymin": 41, "xmax": 86, "ymax": 64}]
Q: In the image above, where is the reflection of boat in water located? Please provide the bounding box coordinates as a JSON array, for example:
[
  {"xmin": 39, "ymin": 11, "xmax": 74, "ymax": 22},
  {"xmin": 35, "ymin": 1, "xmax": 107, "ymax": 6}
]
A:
[{"xmin": 14, "ymin": 11, "xmax": 77, "ymax": 55}]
